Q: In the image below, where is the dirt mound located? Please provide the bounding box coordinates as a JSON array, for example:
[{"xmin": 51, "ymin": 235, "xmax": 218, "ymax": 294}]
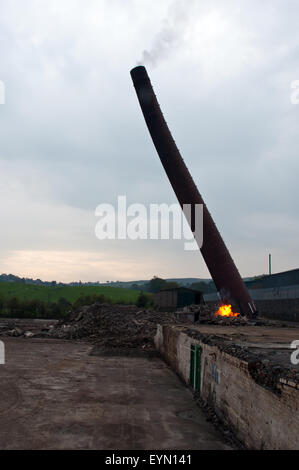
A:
[{"xmin": 43, "ymin": 303, "xmax": 189, "ymax": 351}]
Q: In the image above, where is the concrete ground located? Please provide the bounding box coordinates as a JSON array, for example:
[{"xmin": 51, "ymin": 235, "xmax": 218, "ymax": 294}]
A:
[{"xmin": 0, "ymin": 337, "xmax": 232, "ymax": 450}]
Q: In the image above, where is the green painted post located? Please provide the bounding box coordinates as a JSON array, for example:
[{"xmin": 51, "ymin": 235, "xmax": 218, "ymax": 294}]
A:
[
  {"xmin": 195, "ymin": 345, "xmax": 202, "ymax": 391},
  {"xmin": 190, "ymin": 345, "xmax": 195, "ymax": 386}
]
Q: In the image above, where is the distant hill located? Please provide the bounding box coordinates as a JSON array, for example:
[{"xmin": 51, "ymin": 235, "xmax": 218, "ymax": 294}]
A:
[
  {"xmin": 100, "ymin": 278, "xmax": 212, "ymax": 289},
  {"xmin": 0, "ymin": 273, "xmax": 261, "ymax": 292},
  {"xmin": 0, "ymin": 273, "xmax": 65, "ymax": 286},
  {"xmin": 0, "ymin": 274, "xmax": 211, "ymax": 288}
]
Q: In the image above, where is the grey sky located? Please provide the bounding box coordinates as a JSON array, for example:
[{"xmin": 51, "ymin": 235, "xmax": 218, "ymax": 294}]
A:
[{"xmin": 0, "ymin": 0, "xmax": 298, "ymax": 282}]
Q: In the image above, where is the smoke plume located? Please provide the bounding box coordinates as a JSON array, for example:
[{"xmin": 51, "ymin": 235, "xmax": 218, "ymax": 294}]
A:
[{"xmin": 137, "ymin": 0, "xmax": 195, "ymax": 68}]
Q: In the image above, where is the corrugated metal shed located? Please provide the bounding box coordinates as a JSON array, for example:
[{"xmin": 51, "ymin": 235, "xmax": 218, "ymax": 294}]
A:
[
  {"xmin": 154, "ymin": 287, "xmax": 203, "ymax": 310},
  {"xmin": 204, "ymin": 284, "xmax": 299, "ymax": 302},
  {"xmin": 245, "ymin": 268, "xmax": 299, "ymax": 290}
]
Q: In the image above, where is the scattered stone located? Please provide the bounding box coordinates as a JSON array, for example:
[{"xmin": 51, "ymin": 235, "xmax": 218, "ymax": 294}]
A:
[
  {"xmin": 75, "ymin": 312, "xmax": 83, "ymax": 322},
  {"xmin": 8, "ymin": 327, "xmax": 23, "ymax": 337},
  {"xmin": 24, "ymin": 331, "xmax": 35, "ymax": 338}
]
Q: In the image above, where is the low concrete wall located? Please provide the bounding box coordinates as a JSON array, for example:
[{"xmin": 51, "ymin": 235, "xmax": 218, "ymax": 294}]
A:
[{"xmin": 155, "ymin": 325, "xmax": 299, "ymax": 450}]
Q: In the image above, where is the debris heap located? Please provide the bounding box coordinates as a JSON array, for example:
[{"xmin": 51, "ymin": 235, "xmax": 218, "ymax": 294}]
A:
[{"xmin": 42, "ymin": 303, "xmax": 190, "ymax": 352}]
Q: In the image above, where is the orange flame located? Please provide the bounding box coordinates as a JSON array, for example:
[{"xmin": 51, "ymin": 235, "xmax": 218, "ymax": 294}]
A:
[{"xmin": 215, "ymin": 304, "xmax": 240, "ymax": 318}]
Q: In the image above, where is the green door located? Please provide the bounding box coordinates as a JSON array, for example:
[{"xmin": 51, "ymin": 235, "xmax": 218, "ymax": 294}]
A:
[{"xmin": 189, "ymin": 344, "xmax": 202, "ymax": 391}]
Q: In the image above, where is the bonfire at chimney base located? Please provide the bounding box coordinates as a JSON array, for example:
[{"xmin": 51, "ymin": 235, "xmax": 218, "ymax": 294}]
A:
[
  {"xmin": 215, "ymin": 304, "xmax": 240, "ymax": 318},
  {"xmin": 175, "ymin": 303, "xmax": 251, "ymax": 325}
]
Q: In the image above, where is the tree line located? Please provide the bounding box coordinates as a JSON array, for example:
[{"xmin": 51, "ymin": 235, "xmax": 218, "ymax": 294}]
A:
[{"xmin": 130, "ymin": 276, "xmax": 216, "ymax": 294}]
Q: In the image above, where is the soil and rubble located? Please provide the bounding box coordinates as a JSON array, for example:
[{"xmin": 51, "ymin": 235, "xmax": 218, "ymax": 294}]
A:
[
  {"xmin": 0, "ymin": 303, "xmax": 192, "ymax": 355},
  {"xmin": 59, "ymin": 304, "xmax": 191, "ymax": 348}
]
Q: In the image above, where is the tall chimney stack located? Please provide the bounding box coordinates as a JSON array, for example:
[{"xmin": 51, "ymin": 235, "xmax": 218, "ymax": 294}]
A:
[{"xmin": 130, "ymin": 65, "xmax": 257, "ymax": 317}]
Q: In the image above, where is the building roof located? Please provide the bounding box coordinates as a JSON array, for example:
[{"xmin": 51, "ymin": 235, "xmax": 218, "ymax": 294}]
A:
[
  {"xmin": 245, "ymin": 268, "xmax": 299, "ymax": 289},
  {"xmin": 156, "ymin": 286, "xmax": 202, "ymax": 294}
]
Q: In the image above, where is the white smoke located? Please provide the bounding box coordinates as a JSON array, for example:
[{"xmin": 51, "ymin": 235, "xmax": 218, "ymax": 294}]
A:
[{"xmin": 137, "ymin": 0, "xmax": 195, "ymax": 68}]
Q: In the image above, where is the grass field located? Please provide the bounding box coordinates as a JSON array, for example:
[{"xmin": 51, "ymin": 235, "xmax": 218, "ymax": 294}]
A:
[{"xmin": 0, "ymin": 282, "xmax": 139, "ymax": 305}]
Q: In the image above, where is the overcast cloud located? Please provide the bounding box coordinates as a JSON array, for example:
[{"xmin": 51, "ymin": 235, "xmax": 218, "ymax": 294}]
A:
[{"xmin": 0, "ymin": 0, "xmax": 298, "ymax": 282}]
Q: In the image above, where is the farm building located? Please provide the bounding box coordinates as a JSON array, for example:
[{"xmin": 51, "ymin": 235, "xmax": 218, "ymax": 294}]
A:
[{"xmin": 154, "ymin": 287, "xmax": 203, "ymax": 311}]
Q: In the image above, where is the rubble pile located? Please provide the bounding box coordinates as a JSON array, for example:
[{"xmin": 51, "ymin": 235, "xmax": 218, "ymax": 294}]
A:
[
  {"xmin": 38, "ymin": 303, "xmax": 190, "ymax": 351},
  {"xmin": 0, "ymin": 322, "xmax": 21, "ymax": 337},
  {"xmin": 0, "ymin": 322, "xmax": 35, "ymax": 338}
]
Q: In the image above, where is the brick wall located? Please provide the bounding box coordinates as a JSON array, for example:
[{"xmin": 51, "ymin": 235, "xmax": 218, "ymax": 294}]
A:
[{"xmin": 155, "ymin": 325, "xmax": 299, "ymax": 450}]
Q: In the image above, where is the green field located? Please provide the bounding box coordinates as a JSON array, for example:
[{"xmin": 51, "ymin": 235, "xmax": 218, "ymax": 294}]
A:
[{"xmin": 0, "ymin": 282, "xmax": 139, "ymax": 305}]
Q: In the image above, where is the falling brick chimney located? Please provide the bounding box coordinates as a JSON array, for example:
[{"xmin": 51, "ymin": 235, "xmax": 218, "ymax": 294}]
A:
[{"xmin": 130, "ymin": 65, "xmax": 257, "ymax": 317}]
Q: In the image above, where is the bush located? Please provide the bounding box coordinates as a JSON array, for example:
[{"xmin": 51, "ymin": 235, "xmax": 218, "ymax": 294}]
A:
[
  {"xmin": 72, "ymin": 293, "xmax": 111, "ymax": 310},
  {"xmin": 0, "ymin": 290, "xmax": 138, "ymax": 320},
  {"xmin": 136, "ymin": 292, "xmax": 150, "ymax": 308},
  {"xmin": 0, "ymin": 296, "xmax": 69, "ymax": 320}
]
